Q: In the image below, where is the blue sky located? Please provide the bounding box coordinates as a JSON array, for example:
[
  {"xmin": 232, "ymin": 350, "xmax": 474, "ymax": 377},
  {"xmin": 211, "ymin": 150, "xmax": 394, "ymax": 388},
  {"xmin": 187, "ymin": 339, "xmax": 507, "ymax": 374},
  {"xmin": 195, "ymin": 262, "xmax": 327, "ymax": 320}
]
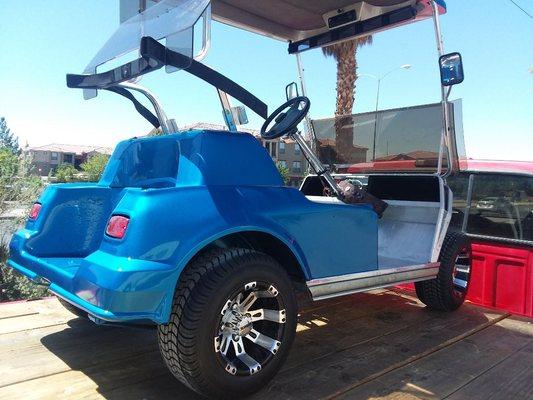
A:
[{"xmin": 0, "ymin": 0, "xmax": 531, "ymax": 161}]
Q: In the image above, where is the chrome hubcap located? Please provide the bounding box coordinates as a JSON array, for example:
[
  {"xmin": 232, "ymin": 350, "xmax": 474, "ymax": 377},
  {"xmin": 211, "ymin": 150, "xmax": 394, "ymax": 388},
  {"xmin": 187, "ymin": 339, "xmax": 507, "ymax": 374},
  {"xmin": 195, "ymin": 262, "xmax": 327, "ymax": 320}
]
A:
[
  {"xmin": 452, "ymin": 247, "xmax": 471, "ymax": 295},
  {"xmin": 214, "ymin": 282, "xmax": 285, "ymax": 376}
]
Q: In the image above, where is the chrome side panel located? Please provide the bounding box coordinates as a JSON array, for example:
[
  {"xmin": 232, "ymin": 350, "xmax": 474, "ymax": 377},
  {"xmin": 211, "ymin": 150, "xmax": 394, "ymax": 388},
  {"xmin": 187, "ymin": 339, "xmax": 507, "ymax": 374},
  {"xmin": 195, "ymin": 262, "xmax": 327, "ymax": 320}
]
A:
[{"xmin": 307, "ymin": 263, "xmax": 439, "ymax": 301}]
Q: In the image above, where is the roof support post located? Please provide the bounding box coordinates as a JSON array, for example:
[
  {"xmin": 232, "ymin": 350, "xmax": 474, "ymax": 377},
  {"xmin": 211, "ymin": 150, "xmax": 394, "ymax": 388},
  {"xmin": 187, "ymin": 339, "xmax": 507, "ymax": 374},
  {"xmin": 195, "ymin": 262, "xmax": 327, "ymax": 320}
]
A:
[
  {"xmin": 430, "ymin": 0, "xmax": 454, "ymax": 177},
  {"xmin": 295, "ymin": 53, "xmax": 317, "ymax": 153},
  {"xmin": 116, "ymin": 81, "xmax": 173, "ymax": 133}
]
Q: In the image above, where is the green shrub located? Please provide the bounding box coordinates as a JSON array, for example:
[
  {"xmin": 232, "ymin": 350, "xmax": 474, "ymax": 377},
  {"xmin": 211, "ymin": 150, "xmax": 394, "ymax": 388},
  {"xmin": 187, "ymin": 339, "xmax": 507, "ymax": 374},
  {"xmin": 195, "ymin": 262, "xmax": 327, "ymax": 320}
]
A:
[
  {"xmin": 0, "ymin": 117, "xmax": 47, "ymax": 302},
  {"xmin": 81, "ymin": 153, "xmax": 110, "ymax": 182},
  {"xmin": 54, "ymin": 163, "xmax": 78, "ymax": 183},
  {"xmin": 0, "ymin": 235, "xmax": 48, "ymax": 302},
  {"xmin": 276, "ymin": 162, "xmax": 290, "ymax": 185}
]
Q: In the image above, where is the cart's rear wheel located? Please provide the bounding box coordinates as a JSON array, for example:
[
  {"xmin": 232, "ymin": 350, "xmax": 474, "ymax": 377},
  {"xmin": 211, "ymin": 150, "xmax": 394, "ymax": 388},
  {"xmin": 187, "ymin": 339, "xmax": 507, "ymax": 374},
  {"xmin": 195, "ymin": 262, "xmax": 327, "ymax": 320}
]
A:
[
  {"xmin": 415, "ymin": 232, "xmax": 471, "ymax": 311},
  {"xmin": 158, "ymin": 248, "xmax": 297, "ymax": 398}
]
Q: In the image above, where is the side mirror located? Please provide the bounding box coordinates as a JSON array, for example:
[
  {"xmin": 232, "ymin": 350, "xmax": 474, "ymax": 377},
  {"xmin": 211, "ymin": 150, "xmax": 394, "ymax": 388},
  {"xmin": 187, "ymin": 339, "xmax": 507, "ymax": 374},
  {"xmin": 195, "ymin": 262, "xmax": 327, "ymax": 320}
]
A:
[
  {"xmin": 439, "ymin": 52, "xmax": 464, "ymax": 86},
  {"xmin": 230, "ymin": 106, "xmax": 249, "ymax": 125},
  {"xmin": 285, "ymin": 82, "xmax": 300, "ymax": 100}
]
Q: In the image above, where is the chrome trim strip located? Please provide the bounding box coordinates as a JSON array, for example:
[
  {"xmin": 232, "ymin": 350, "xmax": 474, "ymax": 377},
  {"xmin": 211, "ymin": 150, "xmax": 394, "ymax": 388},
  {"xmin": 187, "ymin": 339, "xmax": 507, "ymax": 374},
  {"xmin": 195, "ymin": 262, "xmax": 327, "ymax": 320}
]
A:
[{"xmin": 307, "ymin": 263, "xmax": 439, "ymax": 301}]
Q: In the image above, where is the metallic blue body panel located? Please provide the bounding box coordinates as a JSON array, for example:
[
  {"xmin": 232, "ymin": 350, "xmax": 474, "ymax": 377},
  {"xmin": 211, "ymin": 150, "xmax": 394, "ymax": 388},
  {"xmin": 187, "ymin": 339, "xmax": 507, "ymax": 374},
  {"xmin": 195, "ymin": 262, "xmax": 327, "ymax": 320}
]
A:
[{"xmin": 8, "ymin": 130, "xmax": 377, "ymax": 324}]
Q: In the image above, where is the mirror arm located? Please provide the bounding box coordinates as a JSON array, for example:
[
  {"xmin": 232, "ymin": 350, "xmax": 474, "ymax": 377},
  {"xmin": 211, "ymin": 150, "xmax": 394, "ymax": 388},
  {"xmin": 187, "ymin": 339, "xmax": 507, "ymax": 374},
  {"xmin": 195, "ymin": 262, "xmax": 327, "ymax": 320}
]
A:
[{"xmin": 445, "ymin": 86, "xmax": 452, "ymax": 101}]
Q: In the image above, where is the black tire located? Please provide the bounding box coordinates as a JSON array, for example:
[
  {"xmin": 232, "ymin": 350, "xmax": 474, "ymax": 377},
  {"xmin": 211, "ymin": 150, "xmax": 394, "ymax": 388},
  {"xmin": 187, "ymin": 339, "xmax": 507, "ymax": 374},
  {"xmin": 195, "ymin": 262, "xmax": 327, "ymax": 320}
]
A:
[
  {"xmin": 415, "ymin": 232, "xmax": 472, "ymax": 311},
  {"xmin": 158, "ymin": 248, "xmax": 297, "ymax": 399},
  {"xmin": 57, "ymin": 297, "xmax": 88, "ymax": 319}
]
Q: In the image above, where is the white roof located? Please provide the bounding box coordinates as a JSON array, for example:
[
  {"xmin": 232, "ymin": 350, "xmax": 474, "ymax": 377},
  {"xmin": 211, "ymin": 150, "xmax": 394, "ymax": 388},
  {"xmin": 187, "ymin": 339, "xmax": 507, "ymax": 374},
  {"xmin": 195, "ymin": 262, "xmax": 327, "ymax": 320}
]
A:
[
  {"xmin": 29, "ymin": 144, "xmax": 113, "ymax": 156},
  {"xmin": 211, "ymin": 0, "xmax": 421, "ymax": 41}
]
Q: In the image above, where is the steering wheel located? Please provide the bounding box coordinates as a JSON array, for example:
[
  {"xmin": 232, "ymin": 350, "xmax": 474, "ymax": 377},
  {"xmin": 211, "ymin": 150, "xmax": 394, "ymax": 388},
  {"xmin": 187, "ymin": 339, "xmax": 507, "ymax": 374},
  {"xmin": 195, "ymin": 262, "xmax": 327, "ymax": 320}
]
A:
[{"xmin": 260, "ymin": 96, "xmax": 310, "ymax": 140}]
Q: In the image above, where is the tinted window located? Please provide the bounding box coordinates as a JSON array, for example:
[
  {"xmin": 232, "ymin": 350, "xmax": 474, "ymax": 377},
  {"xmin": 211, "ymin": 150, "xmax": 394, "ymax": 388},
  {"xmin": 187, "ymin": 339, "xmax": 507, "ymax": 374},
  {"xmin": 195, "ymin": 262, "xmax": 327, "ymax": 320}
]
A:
[
  {"xmin": 111, "ymin": 138, "xmax": 180, "ymax": 188},
  {"xmin": 448, "ymin": 173, "xmax": 469, "ymax": 231},
  {"xmin": 311, "ymin": 102, "xmax": 464, "ymax": 173},
  {"xmin": 467, "ymin": 174, "xmax": 532, "ymax": 241},
  {"xmin": 292, "ymin": 161, "xmax": 301, "ymax": 173}
]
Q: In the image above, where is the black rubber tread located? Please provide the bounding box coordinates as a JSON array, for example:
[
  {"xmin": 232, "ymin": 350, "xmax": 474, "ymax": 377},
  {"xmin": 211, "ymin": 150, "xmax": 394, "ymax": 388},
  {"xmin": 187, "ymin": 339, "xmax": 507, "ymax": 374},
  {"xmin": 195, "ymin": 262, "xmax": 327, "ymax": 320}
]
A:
[
  {"xmin": 57, "ymin": 297, "xmax": 88, "ymax": 319},
  {"xmin": 415, "ymin": 231, "xmax": 471, "ymax": 311},
  {"xmin": 157, "ymin": 247, "xmax": 297, "ymax": 398}
]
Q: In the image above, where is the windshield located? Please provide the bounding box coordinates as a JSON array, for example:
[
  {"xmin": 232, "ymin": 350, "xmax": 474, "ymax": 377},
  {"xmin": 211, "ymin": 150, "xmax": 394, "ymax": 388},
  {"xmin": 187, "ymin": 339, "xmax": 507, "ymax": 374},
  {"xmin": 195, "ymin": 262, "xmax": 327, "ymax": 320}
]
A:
[
  {"xmin": 83, "ymin": 0, "xmax": 209, "ymax": 98},
  {"xmin": 311, "ymin": 100, "xmax": 465, "ymax": 174}
]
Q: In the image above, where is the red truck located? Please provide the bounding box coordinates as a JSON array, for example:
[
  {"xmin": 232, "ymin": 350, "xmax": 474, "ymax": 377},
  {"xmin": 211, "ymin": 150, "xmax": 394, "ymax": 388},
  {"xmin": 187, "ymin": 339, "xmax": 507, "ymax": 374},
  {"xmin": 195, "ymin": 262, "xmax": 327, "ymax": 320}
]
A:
[{"xmin": 347, "ymin": 159, "xmax": 532, "ymax": 317}]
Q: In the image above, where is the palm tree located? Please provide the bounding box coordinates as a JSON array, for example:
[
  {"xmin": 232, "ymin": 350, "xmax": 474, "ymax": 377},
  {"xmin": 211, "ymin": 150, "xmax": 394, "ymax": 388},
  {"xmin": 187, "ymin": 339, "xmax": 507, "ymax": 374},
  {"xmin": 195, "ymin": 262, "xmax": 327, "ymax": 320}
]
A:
[{"xmin": 321, "ymin": 36, "xmax": 373, "ymax": 165}]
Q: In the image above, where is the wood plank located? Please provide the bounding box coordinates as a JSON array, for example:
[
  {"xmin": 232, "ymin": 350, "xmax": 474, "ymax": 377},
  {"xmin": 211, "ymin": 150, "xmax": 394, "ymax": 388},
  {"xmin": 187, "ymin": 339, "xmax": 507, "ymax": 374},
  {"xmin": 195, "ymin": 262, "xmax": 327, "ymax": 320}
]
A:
[
  {"xmin": 0, "ymin": 323, "xmax": 158, "ymax": 387},
  {"xmin": 94, "ymin": 305, "xmax": 509, "ymax": 400},
  {"xmin": 0, "ymin": 323, "xmax": 75, "ymax": 355},
  {"xmin": 285, "ymin": 295, "xmax": 432, "ymax": 371},
  {"xmin": 0, "ymin": 298, "xmax": 62, "ymax": 320},
  {"xmin": 0, "ymin": 291, "xmax": 426, "ymax": 399},
  {"xmin": 0, "ymin": 291, "xmax": 410, "ymax": 394},
  {"xmin": 0, "ymin": 291, "xmax": 392, "ymax": 386},
  {"xmin": 0, "ymin": 298, "xmax": 75, "ymax": 335},
  {"xmin": 0, "ymin": 314, "xmax": 69, "ymax": 336},
  {"xmin": 0, "ymin": 351, "xmax": 168, "ymax": 400},
  {"xmin": 335, "ymin": 317, "xmax": 532, "ymax": 399},
  {"xmin": 95, "ymin": 372, "xmax": 201, "ymax": 400},
  {"xmin": 100, "ymin": 292, "xmax": 435, "ymax": 400},
  {"xmin": 252, "ymin": 308, "xmax": 506, "ymax": 399},
  {"xmin": 445, "ymin": 322, "xmax": 533, "ymax": 400},
  {"xmin": 0, "ymin": 290, "xmax": 518, "ymax": 400}
]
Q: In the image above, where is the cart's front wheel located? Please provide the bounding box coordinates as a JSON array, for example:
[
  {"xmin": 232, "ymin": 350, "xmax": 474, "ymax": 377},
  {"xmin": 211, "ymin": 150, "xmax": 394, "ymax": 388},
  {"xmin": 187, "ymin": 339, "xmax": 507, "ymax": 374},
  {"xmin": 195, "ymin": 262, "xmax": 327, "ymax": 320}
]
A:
[
  {"xmin": 158, "ymin": 248, "xmax": 297, "ymax": 398},
  {"xmin": 415, "ymin": 232, "xmax": 472, "ymax": 311}
]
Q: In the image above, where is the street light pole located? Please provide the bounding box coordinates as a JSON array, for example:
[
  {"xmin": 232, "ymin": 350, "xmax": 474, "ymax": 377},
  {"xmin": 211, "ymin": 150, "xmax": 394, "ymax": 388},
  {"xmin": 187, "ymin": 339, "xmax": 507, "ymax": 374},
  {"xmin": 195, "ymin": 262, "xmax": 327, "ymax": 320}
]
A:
[
  {"xmin": 372, "ymin": 78, "xmax": 382, "ymax": 161},
  {"xmin": 358, "ymin": 64, "xmax": 411, "ymax": 160}
]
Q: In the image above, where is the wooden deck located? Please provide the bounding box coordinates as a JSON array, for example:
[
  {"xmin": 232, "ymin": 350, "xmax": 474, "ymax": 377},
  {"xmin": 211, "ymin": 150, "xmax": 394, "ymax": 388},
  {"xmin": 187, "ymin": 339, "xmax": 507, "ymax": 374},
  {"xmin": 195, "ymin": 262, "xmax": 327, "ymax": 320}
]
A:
[{"xmin": 0, "ymin": 289, "xmax": 531, "ymax": 400}]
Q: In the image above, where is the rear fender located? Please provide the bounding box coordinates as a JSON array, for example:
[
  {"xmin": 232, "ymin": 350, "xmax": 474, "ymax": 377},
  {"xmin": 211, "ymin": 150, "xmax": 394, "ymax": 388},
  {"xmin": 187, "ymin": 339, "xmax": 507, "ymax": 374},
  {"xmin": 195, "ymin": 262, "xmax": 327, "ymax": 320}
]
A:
[{"xmin": 156, "ymin": 226, "xmax": 310, "ymax": 323}]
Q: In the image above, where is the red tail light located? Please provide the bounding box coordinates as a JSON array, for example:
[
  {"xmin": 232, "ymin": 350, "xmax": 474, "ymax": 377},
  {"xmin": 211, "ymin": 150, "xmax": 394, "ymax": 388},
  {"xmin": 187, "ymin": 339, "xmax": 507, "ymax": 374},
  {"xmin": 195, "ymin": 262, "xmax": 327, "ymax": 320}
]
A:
[
  {"xmin": 105, "ymin": 215, "xmax": 129, "ymax": 239},
  {"xmin": 29, "ymin": 203, "xmax": 42, "ymax": 220}
]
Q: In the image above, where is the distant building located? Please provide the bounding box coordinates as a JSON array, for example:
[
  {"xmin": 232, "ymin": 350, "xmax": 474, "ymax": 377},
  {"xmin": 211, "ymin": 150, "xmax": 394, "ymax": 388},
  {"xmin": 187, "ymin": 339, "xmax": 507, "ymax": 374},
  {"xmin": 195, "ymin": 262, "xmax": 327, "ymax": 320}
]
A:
[
  {"xmin": 181, "ymin": 123, "xmax": 309, "ymax": 187},
  {"xmin": 28, "ymin": 144, "xmax": 113, "ymax": 176},
  {"xmin": 317, "ymin": 138, "xmax": 368, "ymax": 169}
]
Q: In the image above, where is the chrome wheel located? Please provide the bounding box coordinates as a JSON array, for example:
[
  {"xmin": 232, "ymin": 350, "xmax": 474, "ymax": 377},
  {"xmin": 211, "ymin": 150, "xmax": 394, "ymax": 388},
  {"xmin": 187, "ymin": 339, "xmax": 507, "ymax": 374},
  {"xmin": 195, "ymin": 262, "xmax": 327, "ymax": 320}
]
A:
[
  {"xmin": 214, "ymin": 281, "xmax": 286, "ymax": 376},
  {"xmin": 452, "ymin": 246, "xmax": 471, "ymax": 295}
]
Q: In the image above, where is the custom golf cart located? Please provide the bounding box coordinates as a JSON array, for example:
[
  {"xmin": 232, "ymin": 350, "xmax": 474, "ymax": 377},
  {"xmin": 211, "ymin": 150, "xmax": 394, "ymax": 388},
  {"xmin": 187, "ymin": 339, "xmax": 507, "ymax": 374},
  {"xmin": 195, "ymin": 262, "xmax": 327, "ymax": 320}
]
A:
[{"xmin": 8, "ymin": 0, "xmax": 469, "ymax": 398}]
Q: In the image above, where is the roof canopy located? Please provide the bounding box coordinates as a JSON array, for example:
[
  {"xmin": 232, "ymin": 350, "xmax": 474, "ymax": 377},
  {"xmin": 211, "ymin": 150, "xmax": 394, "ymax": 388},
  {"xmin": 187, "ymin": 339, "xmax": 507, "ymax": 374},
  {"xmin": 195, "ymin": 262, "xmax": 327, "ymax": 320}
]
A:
[{"xmin": 211, "ymin": 0, "xmax": 445, "ymax": 45}]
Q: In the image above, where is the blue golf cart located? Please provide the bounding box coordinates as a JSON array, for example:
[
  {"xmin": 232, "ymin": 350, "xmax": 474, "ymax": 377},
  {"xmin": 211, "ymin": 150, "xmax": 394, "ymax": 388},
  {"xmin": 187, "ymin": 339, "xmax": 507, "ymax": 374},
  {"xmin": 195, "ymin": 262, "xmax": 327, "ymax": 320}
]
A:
[{"xmin": 8, "ymin": 0, "xmax": 469, "ymax": 397}]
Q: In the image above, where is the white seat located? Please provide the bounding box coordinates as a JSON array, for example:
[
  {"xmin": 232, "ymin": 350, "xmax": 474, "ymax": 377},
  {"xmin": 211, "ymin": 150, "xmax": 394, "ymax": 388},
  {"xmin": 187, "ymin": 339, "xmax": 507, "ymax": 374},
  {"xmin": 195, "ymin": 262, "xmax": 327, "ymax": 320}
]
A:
[{"xmin": 305, "ymin": 195, "xmax": 346, "ymax": 205}]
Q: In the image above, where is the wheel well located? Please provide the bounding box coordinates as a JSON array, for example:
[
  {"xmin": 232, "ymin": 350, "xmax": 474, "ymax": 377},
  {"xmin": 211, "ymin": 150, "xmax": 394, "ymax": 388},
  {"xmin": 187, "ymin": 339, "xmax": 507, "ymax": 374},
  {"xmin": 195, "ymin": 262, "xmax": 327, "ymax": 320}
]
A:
[{"xmin": 198, "ymin": 231, "xmax": 307, "ymax": 283}]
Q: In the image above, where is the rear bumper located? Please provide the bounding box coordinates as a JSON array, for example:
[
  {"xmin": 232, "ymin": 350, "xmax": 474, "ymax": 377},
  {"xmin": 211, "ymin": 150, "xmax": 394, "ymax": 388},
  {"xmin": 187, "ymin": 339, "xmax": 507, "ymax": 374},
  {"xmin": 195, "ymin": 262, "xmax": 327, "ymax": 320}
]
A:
[{"xmin": 8, "ymin": 230, "xmax": 177, "ymax": 324}]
